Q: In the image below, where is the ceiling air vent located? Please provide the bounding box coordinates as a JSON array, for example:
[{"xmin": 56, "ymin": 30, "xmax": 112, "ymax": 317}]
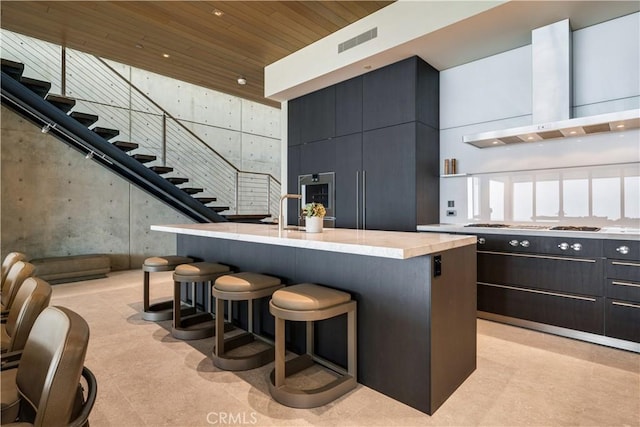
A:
[{"xmin": 338, "ymin": 28, "xmax": 377, "ymax": 53}]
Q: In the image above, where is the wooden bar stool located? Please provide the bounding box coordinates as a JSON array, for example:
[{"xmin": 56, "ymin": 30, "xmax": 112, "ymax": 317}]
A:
[
  {"xmin": 212, "ymin": 272, "xmax": 284, "ymax": 371},
  {"xmin": 268, "ymin": 283, "xmax": 357, "ymax": 408},
  {"xmin": 172, "ymin": 262, "xmax": 230, "ymax": 340},
  {"xmin": 142, "ymin": 256, "xmax": 194, "ymax": 321}
]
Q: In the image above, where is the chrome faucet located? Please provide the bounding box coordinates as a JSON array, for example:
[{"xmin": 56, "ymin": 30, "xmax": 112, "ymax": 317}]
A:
[{"xmin": 279, "ymin": 194, "xmax": 302, "ymax": 234}]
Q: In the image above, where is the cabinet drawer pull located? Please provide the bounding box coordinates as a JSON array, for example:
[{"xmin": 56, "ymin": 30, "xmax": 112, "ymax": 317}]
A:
[
  {"xmin": 478, "ymin": 250, "xmax": 597, "ymax": 263},
  {"xmin": 612, "ymin": 281, "xmax": 640, "ymax": 289},
  {"xmin": 612, "ymin": 301, "xmax": 640, "ymax": 309},
  {"xmin": 611, "ymin": 261, "xmax": 640, "ymax": 268},
  {"xmin": 478, "ymin": 282, "xmax": 597, "ymax": 302},
  {"xmin": 616, "ymin": 246, "xmax": 630, "ymax": 255}
]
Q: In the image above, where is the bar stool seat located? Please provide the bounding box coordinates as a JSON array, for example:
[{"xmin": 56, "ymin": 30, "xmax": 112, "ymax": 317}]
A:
[
  {"xmin": 268, "ymin": 283, "xmax": 357, "ymax": 408},
  {"xmin": 172, "ymin": 262, "xmax": 231, "ymax": 340},
  {"xmin": 142, "ymin": 255, "xmax": 193, "ymax": 321},
  {"xmin": 212, "ymin": 272, "xmax": 283, "ymax": 371}
]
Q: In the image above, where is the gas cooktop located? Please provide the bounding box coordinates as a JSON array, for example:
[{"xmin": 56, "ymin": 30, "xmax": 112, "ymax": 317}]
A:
[{"xmin": 465, "ymin": 223, "xmax": 601, "ymax": 232}]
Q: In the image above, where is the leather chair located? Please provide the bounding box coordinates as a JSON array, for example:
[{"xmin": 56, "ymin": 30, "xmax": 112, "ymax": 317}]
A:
[
  {"xmin": 1, "ymin": 306, "xmax": 97, "ymax": 426},
  {"xmin": 1, "ymin": 262, "xmax": 36, "ymax": 315},
  {"xmin": 1, "ymin": 278, "xmax": 52, "ymax": 353},
  {"xmin": 1, "ymin": 253, "xmax": 26, "ymax": 288}
]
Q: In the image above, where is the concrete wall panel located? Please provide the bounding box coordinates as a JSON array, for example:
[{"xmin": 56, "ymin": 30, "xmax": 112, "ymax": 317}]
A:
[
  {"xmin": 241, "ymin": 100, "xmax": 281, "ymax": 138},
  {"xmin": 1, "ymin": 106, "xmax": 194, "ymax": 270}
]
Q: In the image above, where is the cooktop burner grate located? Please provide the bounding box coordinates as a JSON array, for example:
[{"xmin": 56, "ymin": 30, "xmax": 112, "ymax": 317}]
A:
[{"xmin": 548, "ymin": 226, "xmax": 601, "ymax": 232}]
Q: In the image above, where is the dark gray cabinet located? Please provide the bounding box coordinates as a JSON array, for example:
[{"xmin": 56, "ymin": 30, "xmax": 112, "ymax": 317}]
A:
[
  {"xmin": 334, "ymin": 134, "xmax": 362, "ymax": 229},
  {"xmin": 604, "ymin": 240, "xmax": 640, "ymax": 343},
  {"xmin": 300, "ymin": 86, "xmax": 335, "ymax": 144},
  {"xmin": 336, "ymin": 76, "xmax": 363, "ymax": 137},
  {"xmin": 363, "ymin": 124, "xmax": 416, "ymax": 231},
  {"xmin": 287, "ymin": 56, "xmax": 440, "ymax": 231},
  {"xmin": 476, "ymin": 234, "xmax": 605, "ymax": 334}
]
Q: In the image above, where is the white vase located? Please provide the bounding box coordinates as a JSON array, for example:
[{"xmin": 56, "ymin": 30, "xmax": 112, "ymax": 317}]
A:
[{"xmin": 305, "ymin": 216, "xmax": 323, "ymax": 233}]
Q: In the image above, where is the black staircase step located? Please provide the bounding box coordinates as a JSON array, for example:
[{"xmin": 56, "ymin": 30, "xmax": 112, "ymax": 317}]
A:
[
  {"xmin": 1, "ymin": 59, "xmax": 24, "ymax": 80},
  {"xmin": 112, "ymin": 141, "xmax": 139, "ymax": 152},
  {"xmin": 45, "ymin": 94, "xmax": 76, "ymax": 113},
  {"xmin": 196, "ymin": 197, "xmax": 217, "ymax": 204},
  {"xmin": 131, "ymin": 153, "xmax": 156, "ymax": 163},
  {"xmin": 149, "ymin": 166, "xmax": 174, "ymax": 175},
  {"xmin": 225, "ymin": 214, "xmax": 270, "ymax": 222},
  {"xmin": 20, "ymin": 76, "xmax": 51, "ymax": 98},
  {"xmin": 92, "ymin": 127, "xmax": 120, "ymax": 141},
  {"xmin": 166, "ymin": 177, "xmax": 189, "ymax": 185},
  {"xmin": 70, "ymin": 111, "xmax": 99, "ymax": 127},
  {"xmin": 211, "ymin": 206, "xmax": 230, "ymax": 213},
  {"xmin": 181, "ymin": 187, "xmax": 203, "ymax": 195}
]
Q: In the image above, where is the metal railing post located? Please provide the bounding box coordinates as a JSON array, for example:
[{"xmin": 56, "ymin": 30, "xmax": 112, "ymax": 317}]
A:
[{"xmin": 162, "ymin": 113, "xmax": 167, "ymax": 166}]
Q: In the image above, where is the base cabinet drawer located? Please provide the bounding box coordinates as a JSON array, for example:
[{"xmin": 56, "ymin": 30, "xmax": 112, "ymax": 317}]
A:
[
  {"xmin": 478, "ymin": 282, "xmax": 604, "ymax": 334},
  {"xmin": 605, "ymin": 279, "xmax": 640, "ymax": 302},
  {"xmin": 478, "ymin": 251, "xmax": 603, "ymax": 296},
  {"xmin": 605, "ymin": 298, "xmax": 640, "ymax": 343}
]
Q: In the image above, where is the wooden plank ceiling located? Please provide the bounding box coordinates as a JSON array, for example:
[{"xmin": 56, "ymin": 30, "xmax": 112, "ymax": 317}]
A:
[{"xmin": 0, "ymin": 1, "xmax": 392, "ymax": 107}]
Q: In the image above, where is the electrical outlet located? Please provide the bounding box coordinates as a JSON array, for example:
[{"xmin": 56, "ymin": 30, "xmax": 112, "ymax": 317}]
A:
[
  {"xmin": 446, "ymin": 210, "xmax": 456, "ymax": 216},
  {"xmin": 447, "ymin": 200, "xmax": 455, "ymax": 208}
]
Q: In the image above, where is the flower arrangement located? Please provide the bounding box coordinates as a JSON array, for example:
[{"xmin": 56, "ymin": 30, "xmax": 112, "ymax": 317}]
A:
[{"xmin": 302, "ymin": 202, "xmax": 326, "ymax": 218}]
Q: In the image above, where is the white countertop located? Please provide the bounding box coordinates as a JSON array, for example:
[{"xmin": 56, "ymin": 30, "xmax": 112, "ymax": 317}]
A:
[
  {"xmin": 417, "ymin": 224, "xmax": 640, "ymax": 240},
  {"xmin": 151, "ymin": 223, "xmax": 476, "ymax": 259}
]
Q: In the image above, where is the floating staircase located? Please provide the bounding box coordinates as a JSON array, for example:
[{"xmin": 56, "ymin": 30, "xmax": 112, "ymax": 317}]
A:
[{"xmin": 1, "ymin": 58, "xmax": 234, "ymax": 222}]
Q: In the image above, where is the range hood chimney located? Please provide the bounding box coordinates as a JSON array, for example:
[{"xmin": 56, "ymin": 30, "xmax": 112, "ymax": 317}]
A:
[{"xmin": 464, "ymin": 20, "xmax": 640, "ymax": 148}]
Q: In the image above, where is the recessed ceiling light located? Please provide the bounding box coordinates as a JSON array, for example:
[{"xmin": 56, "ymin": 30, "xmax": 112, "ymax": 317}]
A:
[
  {"xmin": 212, "ymin": 9, "xmax": 224, "ymax": 16},
  {"xmin": 162, "ymin": 53, "xmax": 170, "ymax": 58},
  {"xmin": 135, "ymin": 43, "xmax": 144, "ymax": 49},
  {"xmin": 237, "ymin": 77, "xmax": 247, "ymax": 85}
]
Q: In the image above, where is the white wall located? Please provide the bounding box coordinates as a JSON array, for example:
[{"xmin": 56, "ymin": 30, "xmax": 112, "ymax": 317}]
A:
[{"xmin": 438, "ymin": 12, "xmax": 640, "ymax": 226}]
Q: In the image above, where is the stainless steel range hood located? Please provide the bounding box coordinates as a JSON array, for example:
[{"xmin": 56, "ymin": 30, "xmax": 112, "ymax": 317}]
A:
[{"xmin": 464, "ymin": 19, "xmax": 640, "ymax": 148}]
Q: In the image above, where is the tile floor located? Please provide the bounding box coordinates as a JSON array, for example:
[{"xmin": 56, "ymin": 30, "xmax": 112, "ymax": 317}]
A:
[{"xmin": 50, "ymin": 270, "xmax": 639, "ymax": 427}]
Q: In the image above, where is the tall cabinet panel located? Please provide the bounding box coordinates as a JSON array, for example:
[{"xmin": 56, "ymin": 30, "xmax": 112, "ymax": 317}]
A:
[
  {"xmin": 336, "ymin": 76, "xmax": 363, "ymax": 137},
  {"xmin": 287, "ymin": 145, "xmax": 301, "ymax": 225},
  {"xmin": 334, "ymin": 134, "xmax": 363, "ymax": 229},
  {"xmin": 300, "ymin": 86, "xmax": 335, "ymax": 143},
  {"xmin": 363, "ymin": 123, "xmax": 417, "ymax": 231},
  {"xmin": 362, "ymin": 57, "xmax": 418, "ymax": 131}
]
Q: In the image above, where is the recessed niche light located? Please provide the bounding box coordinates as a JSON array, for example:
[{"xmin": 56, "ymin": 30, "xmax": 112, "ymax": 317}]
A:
[
  {"xmin": 569, "ymin": 131, "xmax": 577, "ymax": 134},
  {"xmin": 527, "ymin": 136, "xmax": 534, "ymax": 140},
  {"xmin": 212, "ymin": 9, "xmax": 224, "ymax": 16},
  {"xmin": 616, "ymin": 124, "xmax": 625, "ymax": 128},
  {"xmin": 492, "ymin": 140, "xmax": 500, "ymax": 145},
  {"xmin": 162, "ymin": 53, "xmax": 170, "ymax": 58}
]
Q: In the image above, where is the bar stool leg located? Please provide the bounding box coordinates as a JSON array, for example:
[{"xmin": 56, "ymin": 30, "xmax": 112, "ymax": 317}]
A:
[
  {"xmin": 306, "ymin": 321, "xmax": 314, "ymax": 356},
  {"xmin": 275, "ymin": 316, "xmax": 286, "ymax": 388},
  {"xmin": 143, "ymin": 271, "xmax": 151, "ymax": 312},
  {"xmin": 215, "ymin": 296, "xmax": 226, "ymax": 357},
  {"xmin": 348, "ymin": 309, "xmax": 357, "ymax": 377},
  {"xmin": 173, "ymin": 280, "xmax": 182, "ymax": 331}
]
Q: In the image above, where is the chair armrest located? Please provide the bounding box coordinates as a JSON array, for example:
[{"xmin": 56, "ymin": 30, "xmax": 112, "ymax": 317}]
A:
[
  {"xmin": 68, "ymin": 366, "xmax": 98, "ymax": 427},
  {"xmin": 1, "ymin": 350, "xmax": 23, "ymax": 371}
]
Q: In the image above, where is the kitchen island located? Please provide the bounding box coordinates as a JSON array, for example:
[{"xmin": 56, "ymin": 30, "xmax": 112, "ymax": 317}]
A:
[{"xmin": 151, "ymin": 222, "xmax": 477, "ymax": 414}]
